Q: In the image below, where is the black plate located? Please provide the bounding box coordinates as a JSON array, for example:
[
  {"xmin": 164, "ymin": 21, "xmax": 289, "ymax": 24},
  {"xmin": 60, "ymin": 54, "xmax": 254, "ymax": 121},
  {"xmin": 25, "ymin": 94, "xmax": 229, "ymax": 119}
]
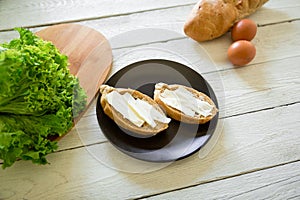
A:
[{"xmin": 96, "ymin": 59, "xmax": 219, "ymax": 162}]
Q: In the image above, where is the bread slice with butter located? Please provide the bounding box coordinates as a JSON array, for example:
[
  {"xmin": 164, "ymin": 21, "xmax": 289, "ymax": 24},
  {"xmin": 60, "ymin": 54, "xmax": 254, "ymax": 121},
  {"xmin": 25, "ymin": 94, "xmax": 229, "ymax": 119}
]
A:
[
  {"xmin": 99, "ymin": 85, "xmax": 171, "ymax": 137},
  {"xmin": 154, "ymin": 83, "xmax": 218, "ymax": 124}
]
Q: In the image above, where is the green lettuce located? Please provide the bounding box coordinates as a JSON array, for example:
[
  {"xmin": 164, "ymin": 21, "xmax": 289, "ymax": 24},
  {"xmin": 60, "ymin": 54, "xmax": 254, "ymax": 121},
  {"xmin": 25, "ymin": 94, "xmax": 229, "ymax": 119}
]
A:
[{"xmin": 0, "ymin": 28, "xmax": 87, "ymax": 168}]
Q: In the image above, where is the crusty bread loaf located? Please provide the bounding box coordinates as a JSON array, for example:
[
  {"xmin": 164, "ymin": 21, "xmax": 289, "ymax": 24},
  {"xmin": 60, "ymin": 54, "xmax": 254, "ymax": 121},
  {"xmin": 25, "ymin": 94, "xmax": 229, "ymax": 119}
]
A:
[
  {"xmin": 184, "ymin": 0, "xmax": 269, "ymax": 42},
  {"xmin": 154, "ymin": 83, "xmax": 218, "ymax": 124},
  {"xmin": 100, "ymin": 85, "xmax": 169, "ymax": 137}
]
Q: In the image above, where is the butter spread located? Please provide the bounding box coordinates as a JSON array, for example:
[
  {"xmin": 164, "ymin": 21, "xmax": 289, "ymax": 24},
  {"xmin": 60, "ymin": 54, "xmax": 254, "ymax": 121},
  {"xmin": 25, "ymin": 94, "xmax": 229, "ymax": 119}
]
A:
[
  {"xmin": 158, "ymin": 85, "xmax": 213, "ymax": 117},
  {"xmin": 105, "ymin": 91, "xmax": 170, "ymax": 128}
]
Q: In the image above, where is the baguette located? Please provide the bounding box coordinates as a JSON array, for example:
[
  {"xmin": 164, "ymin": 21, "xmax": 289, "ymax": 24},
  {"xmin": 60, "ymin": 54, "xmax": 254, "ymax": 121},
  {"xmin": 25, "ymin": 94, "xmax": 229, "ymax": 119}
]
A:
[
  {"xmin": 184, "ymin": 0, "xmax": 269, "ymax": 42},
  {"xmin": 154, "ymin": 83, "xmax": 218, "ymax": 124},
  {"xmin": 99, "ymin": 85, "xmax": 170, "ymax": 137}
]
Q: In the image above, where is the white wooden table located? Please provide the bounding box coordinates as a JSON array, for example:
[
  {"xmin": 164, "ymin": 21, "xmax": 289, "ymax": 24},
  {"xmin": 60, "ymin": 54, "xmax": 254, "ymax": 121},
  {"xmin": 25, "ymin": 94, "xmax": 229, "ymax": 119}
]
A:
[{"xmin": 1, "ymin": 0, "xmax": 300, "ymax": 199}]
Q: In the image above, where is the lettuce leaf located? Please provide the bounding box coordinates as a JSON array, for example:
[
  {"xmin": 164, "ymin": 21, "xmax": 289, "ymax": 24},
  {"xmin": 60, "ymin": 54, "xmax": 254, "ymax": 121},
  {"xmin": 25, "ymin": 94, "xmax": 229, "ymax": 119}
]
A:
[{"xmin": 0, "ymin": 28, "xmax": 87, "ymax": 168}]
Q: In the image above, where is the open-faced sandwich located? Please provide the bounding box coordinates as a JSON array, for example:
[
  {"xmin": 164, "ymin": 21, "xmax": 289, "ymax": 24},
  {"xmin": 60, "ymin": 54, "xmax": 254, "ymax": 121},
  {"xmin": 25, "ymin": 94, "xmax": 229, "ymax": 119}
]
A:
[
  {"xmin": 99, "ymin": 85, "xmax": 171, "ymax": 137},
  {"xmin": 154, "ymin": 83, "xmax": 218, "ymax": 124}
]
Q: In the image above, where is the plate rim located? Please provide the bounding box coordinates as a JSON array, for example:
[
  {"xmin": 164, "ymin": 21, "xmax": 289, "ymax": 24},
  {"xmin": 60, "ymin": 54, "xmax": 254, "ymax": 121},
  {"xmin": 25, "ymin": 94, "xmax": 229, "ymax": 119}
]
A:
[{"xmin": 96, "ymin": 58, "xmax": 219, "ymax": 162}]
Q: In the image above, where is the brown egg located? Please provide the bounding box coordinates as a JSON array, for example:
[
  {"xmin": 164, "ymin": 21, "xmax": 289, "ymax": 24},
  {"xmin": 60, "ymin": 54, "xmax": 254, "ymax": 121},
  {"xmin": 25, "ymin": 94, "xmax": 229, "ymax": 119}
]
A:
[
  {"xmin": 227, "ymin": 40, "xmax": 256, "ymax": 66},
  {"xmin": 231, "ymin": 19, "xmax": 257, "ymax": 41}
]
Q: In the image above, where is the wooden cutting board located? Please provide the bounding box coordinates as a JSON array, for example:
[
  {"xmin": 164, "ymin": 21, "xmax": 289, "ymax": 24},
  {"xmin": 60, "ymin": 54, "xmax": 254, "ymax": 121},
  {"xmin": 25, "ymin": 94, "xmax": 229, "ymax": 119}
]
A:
[{"xmin": 36, "ymin": 23, "xmax": 113, "ymax": 109}]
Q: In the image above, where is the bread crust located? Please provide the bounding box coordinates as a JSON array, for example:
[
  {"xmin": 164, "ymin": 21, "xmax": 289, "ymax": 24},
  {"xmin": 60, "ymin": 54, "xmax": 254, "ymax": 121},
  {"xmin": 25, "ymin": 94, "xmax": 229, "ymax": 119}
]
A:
[
  {"xmin": 184, "ymin": 0, "xmax": 269, "ymax": 42},
  {"xmin": 154, "ymin": 83, "xmax": 218, "ymax": 124},
  {"xmin": 99, "ymin": 85, "xmax": 169, "ymax": 137}
]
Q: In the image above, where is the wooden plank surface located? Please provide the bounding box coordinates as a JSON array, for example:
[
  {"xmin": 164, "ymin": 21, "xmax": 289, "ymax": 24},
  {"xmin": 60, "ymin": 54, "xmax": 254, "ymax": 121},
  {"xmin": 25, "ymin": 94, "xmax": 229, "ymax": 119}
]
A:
[
  {"xmin": 146, "ymin": 161, "xmax": 300, "ymax": 200},
  {"xmin": 1, "ymin": 103, "xmax": 299, "ymax": 199},
  {"xmin": 1, "ymin": 3, "xmax": 299, "ymax": 70},
  {"xmin": 1, "ymin": 0, "xmax": 300, "ymax": 42},
  {"xmin": 0, "ymin": 0, "xmax": 196, "ymax": 31},
  {"xmin": 1, "ymin": 0, "xmax": 299, "ymax": 32},
  {"xmin": 0, "ymin": 0, "xmax": 300, "ymax": 199},
  {"xmin": 54, "ymin": 55, "xmax": 300, "ymax": 151}
]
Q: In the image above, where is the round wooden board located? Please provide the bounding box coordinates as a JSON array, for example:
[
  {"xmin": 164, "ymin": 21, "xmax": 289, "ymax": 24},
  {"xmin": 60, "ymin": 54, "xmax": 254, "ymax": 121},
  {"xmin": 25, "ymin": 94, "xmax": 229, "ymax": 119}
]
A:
[{"xmin": 36, "ymin": 23, "xmax": 113, "ymax": 106}]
